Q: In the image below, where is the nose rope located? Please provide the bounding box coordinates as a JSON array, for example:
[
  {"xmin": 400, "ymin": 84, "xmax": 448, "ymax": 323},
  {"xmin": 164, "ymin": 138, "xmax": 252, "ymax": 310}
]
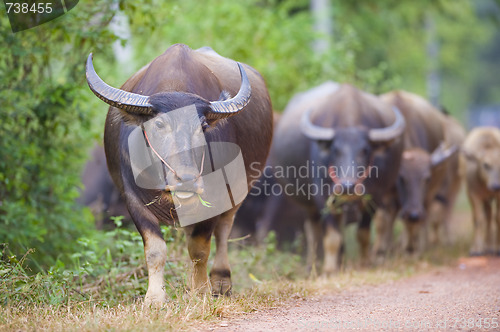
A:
[
  {"xmin": 142, "ymin": 126, "xmax": 205, "ymax": 181},
  {"xmin": 142, "ymin": 127, "xmax": 179, "ymax": 179}
]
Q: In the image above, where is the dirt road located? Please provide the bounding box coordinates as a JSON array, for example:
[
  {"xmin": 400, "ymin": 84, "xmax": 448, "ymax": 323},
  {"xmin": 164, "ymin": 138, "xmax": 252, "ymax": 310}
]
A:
[{"xmin": 208, "ymin": 257, "xmax": 500, "ymax": 331}]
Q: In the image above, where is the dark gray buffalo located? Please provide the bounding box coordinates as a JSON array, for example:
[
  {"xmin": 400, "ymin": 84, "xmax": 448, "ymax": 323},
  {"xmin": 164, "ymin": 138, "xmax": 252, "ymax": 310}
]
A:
[
  {"xmin": 86, "ymin": 44, "xmax": 273, "ymax": 305},
  {"xmin": 270, "ymin": 82, "xmax": 405, "ymax": 275},
  {"xmin": 232, "ymin": 112, "xmax": 306, "ymax": 246},
  {"xmin": 77, "ymin": 144, "xmax": 130, "ymax": 229}
]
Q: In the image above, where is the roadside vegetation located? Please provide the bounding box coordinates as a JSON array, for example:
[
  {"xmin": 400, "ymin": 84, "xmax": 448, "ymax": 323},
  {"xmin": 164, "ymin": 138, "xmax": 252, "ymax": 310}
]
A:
[{"xmin": 0, "ymin": 208, "xmax": 473, "ymax": 331}]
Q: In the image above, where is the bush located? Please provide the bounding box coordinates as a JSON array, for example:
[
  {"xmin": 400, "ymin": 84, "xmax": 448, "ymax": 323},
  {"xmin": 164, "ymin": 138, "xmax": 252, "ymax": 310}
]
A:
[{"xmin": 0, "ymin": 0, "xmax": 120, "ymax": 268}]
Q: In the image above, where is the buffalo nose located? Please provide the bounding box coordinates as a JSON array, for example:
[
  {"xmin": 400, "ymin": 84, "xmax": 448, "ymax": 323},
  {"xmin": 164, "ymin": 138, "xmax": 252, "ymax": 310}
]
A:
[
  {"xmin": 177, "ymin": 172, "xmax": 197, "ymax": 182},
  {"xmin": 341, "ymin": 181, "xmax": 355, "ymax": 195},
  {"xmin": 407, "ymin": 211, "xmax": 421, "ymax": 222},
  {"xmin": 172, "ymin": 172, "xmax": 204, "ymax": 195}
]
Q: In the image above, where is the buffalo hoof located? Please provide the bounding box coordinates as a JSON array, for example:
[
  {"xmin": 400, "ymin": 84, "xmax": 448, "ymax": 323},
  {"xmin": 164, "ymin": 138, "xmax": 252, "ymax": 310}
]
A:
[
  {"xmin": 322, "ymin": 263, "xmax": 341, "ymax": 278},
  {"xmin": 359, "ymin": 259, "xmax": 372, "ymax": 269},
  {"xmin": 485, "ymin": 249, "xmax": 497, "ymax": 256},
  {"xmin": 143, "ymin": 292, "xmax": 166, "ymax": 307},
  {"xmin": 321, "ymin": 270, "xmax": 339, "ymax": 279},
  {"xmin": 405, "ymin": 246, "xmax": 415, "ymax": 255},
  {"xmin": 210, "ymin": 269, "xmax": 232, "ymax": 297},
  {"xmin": 373, "ymin": 250, "xmax": 388, "ymax": 266}
]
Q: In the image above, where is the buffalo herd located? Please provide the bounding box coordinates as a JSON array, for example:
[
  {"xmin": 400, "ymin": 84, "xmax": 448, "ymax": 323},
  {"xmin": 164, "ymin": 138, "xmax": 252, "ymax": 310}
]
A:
[{"xmin": 83, "ymin": 44, "xmax": 500, "ymax": 304}]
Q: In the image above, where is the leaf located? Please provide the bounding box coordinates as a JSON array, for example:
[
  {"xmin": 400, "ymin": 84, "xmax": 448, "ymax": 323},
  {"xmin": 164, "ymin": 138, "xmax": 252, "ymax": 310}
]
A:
[
  {"xmin": 198, "ymin": 195, "xmax": 213, "ymax": 208},
  {"xmin": 249, "ymin": 273, "xmax": 262, "ymax": 284}
]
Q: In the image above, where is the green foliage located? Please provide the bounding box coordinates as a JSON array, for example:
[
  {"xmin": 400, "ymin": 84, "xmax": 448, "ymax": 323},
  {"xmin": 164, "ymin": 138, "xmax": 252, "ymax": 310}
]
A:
[
  {"xmin": 119, "ymin": 0, "xmax": 396, "ymax": 111},
  {"xmin": 333, "ymin": 0, "xmax": 497, "ymax": 115},
  {"xmin": 0, "ymin": 221, "xmax": 305, "ymax": 308},
  {"xmin": 0, "ymin": 1, "xmax": 120, "ymax": 267}
]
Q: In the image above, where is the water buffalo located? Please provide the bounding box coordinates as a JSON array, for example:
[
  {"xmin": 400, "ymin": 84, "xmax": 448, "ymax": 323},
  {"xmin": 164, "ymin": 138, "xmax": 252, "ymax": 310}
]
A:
[
  {"xmin": 232, "ymin": 163, "xmax": 306, "ymax": 246},
  {"xmin": 86, "ymin": 44, "xmax": 273, "ymax": 304},
  {"xmin": 232, "ymin": 112, "xmax": 306, "ymax": 246},
  {"xmin": 77, "ymin": 144, "xmax": 130, "ymax": 229},
  {"xmin": 270, "ymin": 82, "xmax": 405, "ymax": 275},
  {"xmin": 379, "ymin": 91, "xmax": 457, "ymax": 255},
  {"xmin": 427, "ymin": 114, "xmax": 466, "ymax": 246},
  {"xmin": 462, "ymin": 127, "xmax": 500, "ymax": 256}
]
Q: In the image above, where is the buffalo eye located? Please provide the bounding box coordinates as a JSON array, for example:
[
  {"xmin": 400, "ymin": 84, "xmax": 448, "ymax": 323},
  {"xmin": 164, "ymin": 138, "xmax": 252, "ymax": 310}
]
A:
[
  {"xmin": 155, "ymin": 120, "xmax": 165, "ymax": 129},
  {"xmin": 317, "ymin": 140, "xmax": 332, "ymax": 153},
  {"xmin": 201, "ymin": 121, "xmax": 209, "ymax": 131}
]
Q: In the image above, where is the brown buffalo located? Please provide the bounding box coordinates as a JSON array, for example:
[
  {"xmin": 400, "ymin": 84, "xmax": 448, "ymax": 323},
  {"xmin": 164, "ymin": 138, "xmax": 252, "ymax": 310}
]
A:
[
  {"xmin": 379, "ymin": 91, "xmax": 457, "ymax": 255},
  {"xmin": 462, "ymin": 127, "xmax": 500, "ymax": 256},
  {"xmin": 86, "ymin": 44, "xmax": 273, "ymax": 305},
  {"xmin": 427, "ymin": 114, "xmax": 466, "ymax": 246}
]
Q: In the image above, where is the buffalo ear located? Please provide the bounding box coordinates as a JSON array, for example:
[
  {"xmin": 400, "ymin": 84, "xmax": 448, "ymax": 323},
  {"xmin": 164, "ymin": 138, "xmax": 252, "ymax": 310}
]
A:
[
  {"xmin": 461, "ymin": 148, "xmax": 476, "ymax": 162},
  {"xmin": 431, "ymin": 143, "xmax": 458, "ymax": 167}
]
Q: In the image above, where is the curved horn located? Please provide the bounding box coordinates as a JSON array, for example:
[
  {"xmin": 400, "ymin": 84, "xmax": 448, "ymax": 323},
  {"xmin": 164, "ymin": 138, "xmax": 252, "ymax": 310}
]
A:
[
  {"xmin": 368, "ymin": 107, "xmax": 406, "ymax": 142},
  {"xmin": 431, "ymin": 143, "xmax": 458, "ymax": 167},
  {"xmin": 208, "ymin": 62, "xmax": 252, "ymax": 120},
  {"xmin": 300, "ymin": 108, "xmax": 335, "ymax": 141},
  {"xmin": 86, "ymin": 53, "xmax": 153, "ymax": 115}
]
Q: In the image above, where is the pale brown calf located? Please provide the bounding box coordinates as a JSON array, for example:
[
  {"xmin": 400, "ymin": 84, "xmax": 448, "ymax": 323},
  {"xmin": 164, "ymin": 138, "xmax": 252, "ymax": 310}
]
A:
[{"xmin": 463, "ymin": 127, "xmax": 500, "ymax": 255}]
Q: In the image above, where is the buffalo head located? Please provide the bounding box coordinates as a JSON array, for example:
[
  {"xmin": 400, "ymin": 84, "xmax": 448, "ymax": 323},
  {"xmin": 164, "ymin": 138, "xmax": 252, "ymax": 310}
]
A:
[
  {"xmin": 300, "ymin": 106, "xmax": 405, "ymax": 197},
  {"xmin": 86, "ymin": 54, "xmax": 251, "ymax": 206},
  {"xmin": 397, "ymin": 143, "xmax": 457, "ymax": 222},
  {"xmin": 464, "ymin": 148, "xmax": 500, "ymax": 193}
]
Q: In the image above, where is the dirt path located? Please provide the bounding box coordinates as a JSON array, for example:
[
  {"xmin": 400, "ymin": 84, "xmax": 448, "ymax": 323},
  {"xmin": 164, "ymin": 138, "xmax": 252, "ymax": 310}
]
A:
[{"xmin": 207, "ymin": 257, "xmax": 500, "ymax": 331}]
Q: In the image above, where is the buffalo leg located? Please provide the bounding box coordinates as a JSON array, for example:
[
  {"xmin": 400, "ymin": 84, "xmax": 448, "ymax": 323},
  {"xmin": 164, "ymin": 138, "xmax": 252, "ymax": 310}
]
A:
[
  {"xmin": 143, "ymin": 228, "xmax": 168, "ymax": 305},
  {"xmin": 484, "ymin": 200, "xmax": 493, "ymax": 253},
  {"xmin": 496, "ymin": 196, "xmax": 500, "ymax": 255},
  {"xmin": 210, "ymin": 210, "xmax": 235, "ymax": 296},
  {"xmin": 403, "ymin": 219, "xmax": 423, "ymax": 255},
  {"xmin": 255, "ymin": 193, "xmax": 283, "ymax": 244},
  {"xmin": 304, "ymin": 216, "xmax": 322, "ymax": 275},
  {"xmin": 184, "ymin": 220, "xmax": 215, "ymax": 294},
  {"xmin": 468, "ymin": 192, "xmax": 488, "ymax": 255},
  {"xmin": 357, "ymin": 210, "xmax": 372, "ymax": 266},
  {"xmin": 427, "ymin": 200, "xmax": 444, "ymax": 247},
  {"xmin": 323, "ymin": 219, "xmax": 342, "ymax": 276},
  {"xmin": 124, "ymin": 192, "xmax": 168, "ymax": 306},
  {"xmin": 372, "ymin": 206, "xmax": 397, "ymax": 262}
]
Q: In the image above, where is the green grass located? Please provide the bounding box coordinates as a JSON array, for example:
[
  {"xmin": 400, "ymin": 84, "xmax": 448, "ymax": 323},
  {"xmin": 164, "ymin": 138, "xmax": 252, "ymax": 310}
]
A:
[{"xmin": 0, "ymin": 205, "xmax": 474, "ymax": 331}]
